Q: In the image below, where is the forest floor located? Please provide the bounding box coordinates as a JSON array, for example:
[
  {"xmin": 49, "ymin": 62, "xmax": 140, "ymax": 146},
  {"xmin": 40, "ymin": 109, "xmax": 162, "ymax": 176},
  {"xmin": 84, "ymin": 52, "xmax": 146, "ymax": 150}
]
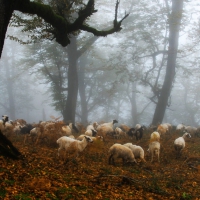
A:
[{"xmin": 1, "ymin": 130, "xmax": 200, "ymax": 200}]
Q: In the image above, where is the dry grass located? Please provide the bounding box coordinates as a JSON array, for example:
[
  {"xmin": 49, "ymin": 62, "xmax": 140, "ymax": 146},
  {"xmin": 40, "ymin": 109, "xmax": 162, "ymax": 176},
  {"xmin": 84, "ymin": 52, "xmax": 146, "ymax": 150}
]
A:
[{"xmin": 0, "ymin": 130, "xmax": 200, "ymax": 199}]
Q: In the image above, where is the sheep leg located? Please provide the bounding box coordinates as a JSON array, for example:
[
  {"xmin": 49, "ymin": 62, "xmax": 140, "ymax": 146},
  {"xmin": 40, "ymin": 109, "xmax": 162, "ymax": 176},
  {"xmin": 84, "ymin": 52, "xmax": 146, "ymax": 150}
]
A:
[
  {"xmin": 23, "ymin": 135, "xmax": 27, "ymax": 144},
  {"xmin": 142, "ymin": 158, "xmax": 147, "ymax": 163},
  {"xmin": 109, "ymin": 155, "xmax": 115, "ymax": 165},
  {"xmin": 108, "ymin": 155, "xmax": 113, "ymax": 165},
  {"xmin": 35, "ymin": 136, "xmax": 39, "ymax": 145},
  {"xmin": 35, "ymin": 132, "xmax": 41, "ymax": 145},
  {"xmin": 57, "ymin": 147, "xmax": 62, "ymax": 157},
  {"xmin": 157, "ymin": 152, "xmax": 160, "ymax": 162},
  {"xmin": 151, "ymin": 153, "xmax": 154, "ymax": 163}
]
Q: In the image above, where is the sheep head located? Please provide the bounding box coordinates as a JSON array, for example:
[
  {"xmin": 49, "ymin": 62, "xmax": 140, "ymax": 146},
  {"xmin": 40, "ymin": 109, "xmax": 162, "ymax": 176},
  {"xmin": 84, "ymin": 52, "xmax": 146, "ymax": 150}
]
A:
[
  {"xmin": 113, "ymin": 119, "xmax": 118, "ymax": 124},
  {"xmin": 84, "ymin": 136, "xmax": 93, "ymax": 143}
]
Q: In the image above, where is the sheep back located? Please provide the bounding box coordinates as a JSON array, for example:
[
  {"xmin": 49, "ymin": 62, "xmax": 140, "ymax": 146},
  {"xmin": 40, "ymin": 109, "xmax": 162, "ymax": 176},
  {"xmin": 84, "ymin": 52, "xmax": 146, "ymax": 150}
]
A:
[{"xmin": 109, "ymin": 144, "xmax": 136, "ymax": 165}]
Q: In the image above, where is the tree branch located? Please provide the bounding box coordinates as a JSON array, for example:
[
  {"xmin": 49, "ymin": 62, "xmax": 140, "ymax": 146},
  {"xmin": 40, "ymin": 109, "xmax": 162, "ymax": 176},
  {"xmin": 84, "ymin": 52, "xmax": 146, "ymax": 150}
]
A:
[{"xmin": 13, "ymin": 0, "xmax": 129, "ymax": 46}]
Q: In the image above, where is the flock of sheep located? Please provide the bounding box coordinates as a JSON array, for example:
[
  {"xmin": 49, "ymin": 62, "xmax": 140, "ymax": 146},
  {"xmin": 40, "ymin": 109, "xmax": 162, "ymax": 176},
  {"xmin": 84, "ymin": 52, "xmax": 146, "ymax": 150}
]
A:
[{"xmin": 0, "ymin": 115, "xmax": 196, "ymax": 165}]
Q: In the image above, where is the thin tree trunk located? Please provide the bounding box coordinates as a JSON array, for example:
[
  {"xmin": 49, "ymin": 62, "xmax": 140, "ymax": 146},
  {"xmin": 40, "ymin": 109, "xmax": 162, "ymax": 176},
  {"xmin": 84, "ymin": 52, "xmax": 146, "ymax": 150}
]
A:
[
  {"xmin": 152, "ymin": 0, "xmax": 183, "ymax": 125},
  {"xmin": 78, "ymin": 57, "xmax": 88, "ymax": 126},
  {"xmin": 131, "ymin": 82, "xmax": 138, "ymax": 125}
]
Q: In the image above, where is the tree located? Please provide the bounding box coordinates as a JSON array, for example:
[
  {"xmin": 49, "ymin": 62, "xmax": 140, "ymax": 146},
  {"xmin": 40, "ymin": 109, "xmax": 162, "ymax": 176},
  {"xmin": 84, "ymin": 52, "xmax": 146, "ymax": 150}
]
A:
[
  {"xmin": 0, "ymin": 0, "xmax": 128, "ymax": 58},
  {"xmin": 152, "ymin": 0, "xmax": 184, "ymax": 125}
]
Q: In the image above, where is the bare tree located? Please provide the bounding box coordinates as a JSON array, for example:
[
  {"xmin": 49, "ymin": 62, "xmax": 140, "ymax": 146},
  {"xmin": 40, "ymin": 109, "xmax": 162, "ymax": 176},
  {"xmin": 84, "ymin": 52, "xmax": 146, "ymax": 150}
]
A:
[{"xmin": 152, "ymin": 0, "xmax": 184, "ymax": 125}]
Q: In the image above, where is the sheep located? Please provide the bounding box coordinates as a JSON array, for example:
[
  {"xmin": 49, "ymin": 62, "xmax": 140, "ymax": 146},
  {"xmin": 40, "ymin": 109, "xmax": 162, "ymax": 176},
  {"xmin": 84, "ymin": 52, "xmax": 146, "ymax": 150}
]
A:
[
  {"xmin": 0, "ymin": 115, "xmax": 10, "ymax": 134},
  {"xmin": 19, "ymin": 124, "xmax": 35, "ymax": 144},
  {"xmin": 61, "ymin": 123, "xmax": 79, "ymax": 136},
  {"xmin": 148, "ymin": 141, "xmax": 160, "ymax": 163},
  {"xmin": 184, "ymin": 126, "xmax": 197, "ymax": 137},
  {"xmin": 127, "ymin": 126, "xmax": 144, "ymax": 141},
  {"xmin": 123, "ymin": 143, "xmax": 146, "ymax": 163},
  {"xmin": 150, "ymin": 131, "xmax": 160, "ymax": 142},
  {"xmin": 176, "ymin": 123, "xmax": 185, "ymax": 133},
  {"xmin": 56, "ymin": 135, "xmax": 93, "ymax": 159},
  {"xmin": 135, "ymin": 124, "xmax": 141, "ymax": 130},
  {"xmin": 119, "ymin": 124, "xmax": 130, "ymax": 133},
  {"xmin": 1, "ymin": 121, "xmax": 14, "ymax": 137},
  {"xmin": 86, "ymin": 122, "xmax": 99, "ymax": 131},
  {"xmin": 148, "ymin": 124, "xmax": 157, "ymax": 132},
  {"xmin": 157, "ymin": 123, "xmax": 169, "ymax": 135},
  {"xmin": 90, "ymin": 136, "xmax": 104, "ymax": 142},
  {"xmin": 126, "ymin": 128, "xmax": 136, "ymax": 139},
  {"xmin": 29, "ymin": 127, "xmax": 42, "ymax": 143},
  {"xmin": 114, "ymin": 127, "xmax": 126, "ymax": 139},
  {"xmin": 76, "ymin": 134, "xmax": 103, "ymax": 142},
  {"xmin": 134, "ymin": 126, "xmax": 145, "ymax": 141},
  {"xmin": 163, "ymin": 123, "xmax": 172, "ymax": 134},
  {"xmin": 68, "ymin": 135, "xmax": 75, "ymax": 139},
  {"xmin": 196, "ymin": 127, "xmax": 200, "ymax": 137},
  {"xmin": 1, "ymin": 115, "xmax": 9, "ymax": 126},
  {"xmin": 13, "ymin": 122, "xmax": 23, "ymax": 136},
  {"xmin": 30, "ymin": 121, "xmax": 71, "ymax": 145},
  {"xmin": 108, "ymin": 143, "xmax": 137, "ymax": 166},
  {"xmin": 96, "ymin": 119, "xmax": 118, "ymax": 139},
  {"xmin": 13, "ymin": 119, "xmax": 27, "ymax": 126},
  {"xmin": 85, "ymin": 129, "xmax": 97, "ymax": 137},
  {"xmin": 174, "ymin": 132, "xmax": 191, "ymax": 158},
  {"xmin": 29, "ymin": 122, "xmax": 54, "ymax": 144}
]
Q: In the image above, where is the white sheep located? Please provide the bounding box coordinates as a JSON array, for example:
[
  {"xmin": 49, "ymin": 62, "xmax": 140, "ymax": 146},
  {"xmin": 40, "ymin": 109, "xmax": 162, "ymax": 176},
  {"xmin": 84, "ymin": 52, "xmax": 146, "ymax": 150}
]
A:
[
  {"xmin": 119, "ymin": 124, "xmax": 130, "ymax": 133},
  {"xmin": 56, "ymin": 135, "xmax": 93, "ymax": 159},
  {"xmin": 150, "ymin": 131, "xmax": 160, "ymax": 142},
  {"xmin": 184, "ymin": 126, "xmax": 197, "ymax": 137},
  {"xmin": 96, "ymin": 119, "xmax": 118, "ymax": 139},
  {"xmin": 76, "ymin": 134, "xmax": 103, "ymax": 142},
  {"xmin": 29, "ymin": 127, "xmax": 40, "ymax": 142},
  {"xmin": 148, "ymin": 141, "xmax": 160, "ymax": 163},
  {"xmin": 157, "ymin": 123, "xmax": 169, "ymax": 135},
  {"xmin": 0, "ymin": 115, "xmax": 9, "ymax": 133},
  {"xmin": 68, "ymin": 135, "xmax": 75, "ymax": 139},
  {"xmin": 135, "ymin": 124, "xmax": 141, "ymax": 130},
  {"xmin": 108, "ymin": 143, "xmax": 137, "ymax": 165},
  {"xmin": 61, "ymin": 123, "xmax": 79, "ymax": 136},
  {"xmin": 176, "ymin": 123, "xmax": 185, "ymax": 130},
  {"xmin": 85, "ymin": 129, "xmax": 97, "ymax": 137},
  {"xmin": 13, "ymin": 122, "xmax": 23, "ymax": 136},
  {"xmin": 163, "ymin": 123, "xmax": 172, "ymax": 134},
  {"xmin": 123, "ymin": 143, "xmax": 146, "ymax": 163},
  {"xmin": 1, "ymin": 115, "xmax": 9, "ymax": 125},
  {"xmin": 86, "ymin": 122, "xmax": 99, "ymax": 131},
  {"xmin": 174, "ymin": 132, "xmax": 191, "ymax": 158},
  {"xmin": 29, "ymin": 126, "xmax": 53, "ymax": 144},
  {"xmin": 0, "ymin": 115, "xmax": 14, "ymax": 137},
  {"xmin": 114, "ymin": 127, "xmax": 126, "ymax": 139}
]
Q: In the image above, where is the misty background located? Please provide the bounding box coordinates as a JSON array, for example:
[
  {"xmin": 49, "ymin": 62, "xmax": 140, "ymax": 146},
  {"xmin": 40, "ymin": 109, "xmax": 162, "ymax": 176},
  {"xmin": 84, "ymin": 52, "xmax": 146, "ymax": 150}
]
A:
[{"xmin": 0, "ymin": 0, "xmax": 200, "ymax": 127}]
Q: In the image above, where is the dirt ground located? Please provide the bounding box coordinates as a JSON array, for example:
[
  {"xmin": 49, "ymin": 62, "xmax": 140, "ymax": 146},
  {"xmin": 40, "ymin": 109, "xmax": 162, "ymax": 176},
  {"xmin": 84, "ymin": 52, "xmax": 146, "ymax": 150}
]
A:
[{"xmin": 1, "ymin": 130, "xmax": 200, "ymax": 200}]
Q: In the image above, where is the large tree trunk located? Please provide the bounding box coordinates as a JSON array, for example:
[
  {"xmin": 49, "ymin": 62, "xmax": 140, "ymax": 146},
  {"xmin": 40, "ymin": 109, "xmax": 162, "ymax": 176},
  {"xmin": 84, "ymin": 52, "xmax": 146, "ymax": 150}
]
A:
[
  {"xmin": 78, "ymin": 57, "xmax": 88, "ymax": 126},
  {"xmin": 0, "ymin": 0, "xmax": 14, "ymax": 58},
  {"xmin": 63, "ymin": 37, "xmax": 78, "ymax": 123},
  {"xmin": 152, "ymin": 0, "xmax": 183, "ymax": 125}
]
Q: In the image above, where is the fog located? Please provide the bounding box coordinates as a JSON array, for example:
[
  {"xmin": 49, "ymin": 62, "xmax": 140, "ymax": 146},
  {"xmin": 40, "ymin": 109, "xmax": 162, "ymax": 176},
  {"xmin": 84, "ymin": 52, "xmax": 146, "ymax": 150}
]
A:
[{"xmin": 1, "ymin": 0, "xmax": 200, "ymax": 127}]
